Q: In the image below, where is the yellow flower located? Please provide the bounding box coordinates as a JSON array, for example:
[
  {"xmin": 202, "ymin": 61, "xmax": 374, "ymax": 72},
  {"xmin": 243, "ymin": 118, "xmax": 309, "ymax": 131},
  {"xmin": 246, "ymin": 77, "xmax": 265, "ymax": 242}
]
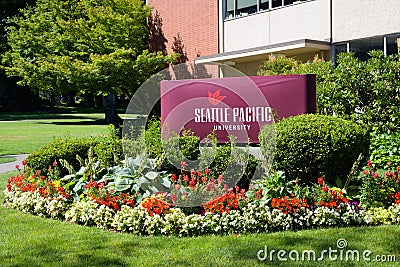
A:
[{"xmin": 53, "ymin": 180, "xmax": 61, "ymax": 189}]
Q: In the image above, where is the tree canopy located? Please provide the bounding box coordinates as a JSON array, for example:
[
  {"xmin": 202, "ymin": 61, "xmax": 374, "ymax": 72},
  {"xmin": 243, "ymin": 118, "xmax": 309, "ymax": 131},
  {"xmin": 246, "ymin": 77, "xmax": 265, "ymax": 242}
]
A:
[{"xmin": 1, "ymin": 0, "xmax": 175, "ymax": 122}]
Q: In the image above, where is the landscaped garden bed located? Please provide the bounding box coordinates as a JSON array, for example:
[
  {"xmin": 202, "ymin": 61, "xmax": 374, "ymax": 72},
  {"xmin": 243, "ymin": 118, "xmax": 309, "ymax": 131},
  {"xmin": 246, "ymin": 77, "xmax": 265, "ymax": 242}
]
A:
[
  {"xmin": 4, "ymin": 160, "xmax": 400, "ymax": 236},
  {"xmin": 3, "ymin": 114, "xmax": 400, "ymax": 237}
]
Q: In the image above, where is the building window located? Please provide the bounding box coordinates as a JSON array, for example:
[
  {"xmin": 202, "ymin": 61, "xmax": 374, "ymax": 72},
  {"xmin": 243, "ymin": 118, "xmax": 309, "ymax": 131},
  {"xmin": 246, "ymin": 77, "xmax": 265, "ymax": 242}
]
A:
[
  {"xmin": 236, "ymin": 0, "xmax": 258, "ymax": 17},
  {"xmin": 385, "ymin": 35, "xmax": 400, "ymax": 55},
  {"xmin": 226, "ymin": 0, "xmax": 235, "ymax": 19},
  {"xmin": 260, "ymin": 0, "xmax": 269, "ymax": 11},
  {"xmin": 333, "ymin": 33, "xmax": 400, "ymax": 64},
  {"xmin": 351, "ymin": 37, "xmax": 384, "ymax": 61},
  {"xmin": 284, "ymin": 0, "xmax": 295, "ymax": 6},
  {"xmin": 224, "ymin": 0, "xmax": 308, "ymax": 20},
  {"xmin": 271, "ymin": 0, "xmax": 283, "ymax": 8}
]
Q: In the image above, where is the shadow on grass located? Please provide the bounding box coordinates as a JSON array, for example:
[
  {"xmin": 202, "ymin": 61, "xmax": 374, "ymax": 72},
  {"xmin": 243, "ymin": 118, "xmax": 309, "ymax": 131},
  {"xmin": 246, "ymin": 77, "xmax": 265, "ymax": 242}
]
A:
[
  {"xmin": 0, "ymin": 113, "xmax": 106, "ymax": 121},
  {"xmin": 0, "ymin": 106, "xmax": 105, "ymax": 121},
  {"xmin": 46, "ymin": 119, "xmax": 107, "ymax": 125}
]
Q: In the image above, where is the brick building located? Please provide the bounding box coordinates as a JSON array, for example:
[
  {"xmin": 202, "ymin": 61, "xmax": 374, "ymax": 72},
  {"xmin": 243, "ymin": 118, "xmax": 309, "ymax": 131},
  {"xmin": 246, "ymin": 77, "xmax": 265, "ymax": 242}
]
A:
[
  {"xmin": 148, "ymin": 0, "xmax": 400, "ymax": 75},
  {"xmin": 147, "ymin": 0, "xmax": 219, "ymax": 62}
]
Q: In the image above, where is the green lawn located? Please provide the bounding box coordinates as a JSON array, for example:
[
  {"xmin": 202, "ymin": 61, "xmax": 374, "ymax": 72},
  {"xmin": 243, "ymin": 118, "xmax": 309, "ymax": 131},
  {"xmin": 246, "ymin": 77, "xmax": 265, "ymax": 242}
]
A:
[
  {"xmin": 0, "ymin": 107, "xmax": 110, "ymax": 155},
  {"xmin": 0, "ymin": 109, "xmax": 399, "ymax": 266},
  {"xmin": 0, "ymin": 157, "xmax": 16, "ymax": 164},
  {"xmin": 0, "ymin": 171, "xmax": 399, "ymax": 267}
]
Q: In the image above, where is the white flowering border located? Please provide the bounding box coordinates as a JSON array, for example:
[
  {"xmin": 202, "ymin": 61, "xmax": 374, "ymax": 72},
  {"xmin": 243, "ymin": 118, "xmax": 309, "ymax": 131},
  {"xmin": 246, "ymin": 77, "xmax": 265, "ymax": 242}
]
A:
[{"xmin": 3, "ymin": 188, "xmax": 400, "ymax": 236}]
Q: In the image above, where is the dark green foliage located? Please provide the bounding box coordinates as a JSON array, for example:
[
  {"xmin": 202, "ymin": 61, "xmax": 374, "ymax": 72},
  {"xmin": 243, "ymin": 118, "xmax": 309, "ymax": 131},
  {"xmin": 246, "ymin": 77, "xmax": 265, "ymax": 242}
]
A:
[
  {"xmin": 202, "ymin": 143, "xmax": 259, "ymax": 190},
  {"xmin": 26, "ymin": 137, "xmax": 98, "ymax": 176},
  {"xmin": 358, "ymin": 165, "xmax": 400, "ymax": 208},
  {"xmin": 141, "ymin": 118, "xmax": 258, "ymax": 187},
  {"xmin": 258, "ymin": 52, "xmax": 400, "ymax": 133},
  {"xmin": 144, "ymin": 117, "xmax": 163, "ymax": 159},
  {"xmin": 26, "ymin": 126, "xmax": 123, "ymax": 176},
  {"xmin": 257, "ymin": 54, "xmax": 299, "ymax": 75},
  {"xmin": 92, "ymin": 126, "xmax": 123, "ymax": 167},
  {"xmin": 271, "ymin": 114, "xmax": 369, "ymax": 185},
  {"xmin": 369, "ymin": 131, "xmax": 400, "ymax": 169},
  {"xmin": 161, "ymin": 131, "xmax": 201, "ymax": 173},
  {"xmin": 144, "ymin": 118, "xmax": 201, "ymax": 172}
]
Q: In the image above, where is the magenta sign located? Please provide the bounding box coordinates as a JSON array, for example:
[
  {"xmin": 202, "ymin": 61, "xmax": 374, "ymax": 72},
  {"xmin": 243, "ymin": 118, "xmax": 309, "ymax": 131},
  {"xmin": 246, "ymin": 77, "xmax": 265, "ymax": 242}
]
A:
[{"xmin": 161, "ymin": 75, "xmax": 316, "ymax": 143}]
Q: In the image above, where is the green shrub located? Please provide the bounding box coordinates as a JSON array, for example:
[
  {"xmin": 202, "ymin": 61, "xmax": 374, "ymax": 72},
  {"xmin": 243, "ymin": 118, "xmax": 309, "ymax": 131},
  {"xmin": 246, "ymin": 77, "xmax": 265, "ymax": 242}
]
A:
[
  {"xmin": 358, "ymin": 164, "xmax": 400, "ymax": 208},
  {"xmin": 93, "ymin": 126, "xmax": 123, "ymax": 167},
  {"xmin": 162, "ymin": 130, "xmax": 201, "ymax": 173},
  {"xmin": 26, "ymin": 126, "xmax": 123, "ymax": 176},
  {"xmin": 257, "ymin": 54, "xmax": 299, "ymax": 76},
  {"xmin": 199, "ymin": 141, "xmax": 259, "ymax": 190},
  {"xmin": 26, "ymin": 136, "xmax": 98, "ymax": 176},
  {"xmin": 269, "ymin": 114, "xmax": 369, "ymax": 185},
  {"xmin": 258, "ymin": 51, "xmax": 400, "ymax": 133},
  {"xmin": 145, "ymin": 118, "xmax": 163, "ymax": 159},
  {"xmin": 369, "ymin": 131, "xmax": 400, "ymax": 169}
]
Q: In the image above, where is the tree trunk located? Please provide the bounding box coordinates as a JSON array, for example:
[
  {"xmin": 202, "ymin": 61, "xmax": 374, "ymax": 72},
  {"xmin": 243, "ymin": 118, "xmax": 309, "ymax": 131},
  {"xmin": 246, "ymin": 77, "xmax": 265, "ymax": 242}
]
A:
[{"xmin": 102, "ymin": 94, "xmax": 123, "ymax": 126}]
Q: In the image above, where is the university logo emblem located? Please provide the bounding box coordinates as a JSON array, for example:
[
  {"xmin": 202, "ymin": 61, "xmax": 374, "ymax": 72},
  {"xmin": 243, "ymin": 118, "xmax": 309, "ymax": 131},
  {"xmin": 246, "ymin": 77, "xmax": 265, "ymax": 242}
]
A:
[{"xmin": 207, "ymin": 89, "xmax": 226, "ymax": 106}]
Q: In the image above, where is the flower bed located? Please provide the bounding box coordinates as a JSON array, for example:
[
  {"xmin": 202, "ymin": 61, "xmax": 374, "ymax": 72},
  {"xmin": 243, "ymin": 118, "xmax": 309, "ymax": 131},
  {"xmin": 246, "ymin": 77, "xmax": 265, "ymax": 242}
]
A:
[{"xmin": 3, "ymin": 160, "xmax": 400, "ymax": 237}]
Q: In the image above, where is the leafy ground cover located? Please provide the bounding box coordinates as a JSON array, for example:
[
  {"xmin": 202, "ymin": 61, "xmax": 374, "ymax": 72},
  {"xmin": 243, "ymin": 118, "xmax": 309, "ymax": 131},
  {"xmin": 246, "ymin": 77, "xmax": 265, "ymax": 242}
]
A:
[
  {"xmin": 0, "ymin": 107, "xmax": 111, "ymax": 155},
  {"xmin": 0, "ymin": 171, "xmax": 399, "ymax": 267}
]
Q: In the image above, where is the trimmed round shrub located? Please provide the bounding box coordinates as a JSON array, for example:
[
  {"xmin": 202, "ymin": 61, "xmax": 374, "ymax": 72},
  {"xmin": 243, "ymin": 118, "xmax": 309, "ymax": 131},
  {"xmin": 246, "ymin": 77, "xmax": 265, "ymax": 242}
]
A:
[
  {"xmin": 26, "ymin": 126, "xmax": 123, "ymax": 176},
  {"xmin": 265, "ymin": 114, "xmax": 369, "ymax": 185},
  {"xmin": 25, "ymin": 137, "xmax": 98, "ymax": 176}
]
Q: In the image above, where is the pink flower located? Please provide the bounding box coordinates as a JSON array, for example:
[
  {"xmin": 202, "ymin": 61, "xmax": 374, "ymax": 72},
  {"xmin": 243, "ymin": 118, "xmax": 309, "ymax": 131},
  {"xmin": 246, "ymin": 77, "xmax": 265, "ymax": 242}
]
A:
[
  {"xmin": 218, "ymin": 175, "xmax": 224, "ymax": 185},
  {"xmin": 180, "ymin": 161, "xmax": 187, "ymax": 170}
]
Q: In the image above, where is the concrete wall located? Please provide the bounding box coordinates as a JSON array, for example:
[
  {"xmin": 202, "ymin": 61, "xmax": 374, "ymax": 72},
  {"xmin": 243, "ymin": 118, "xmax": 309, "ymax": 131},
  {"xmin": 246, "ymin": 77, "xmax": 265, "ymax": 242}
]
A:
[
  {"xmin": 333, "ymin": 0, "xmax": 400, "ymax": 43},
  {"xmin": 224, "ymin": 0, "xmax": 330, "ymax": 52}
]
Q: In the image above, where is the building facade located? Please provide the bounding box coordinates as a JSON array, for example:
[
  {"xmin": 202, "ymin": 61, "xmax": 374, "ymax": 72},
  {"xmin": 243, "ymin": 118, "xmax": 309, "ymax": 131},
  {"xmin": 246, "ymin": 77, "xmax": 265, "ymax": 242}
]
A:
[
  {"xmin": 194, "ymin": 0, "xmax": 400, "ymax": 75},
  {"xmin": 148, "ymin": 0, "xmax": 400, "ymax": 75},
  {"xmin": 147, "ymin": 0, "xmax": 219, "ymax": 62}
]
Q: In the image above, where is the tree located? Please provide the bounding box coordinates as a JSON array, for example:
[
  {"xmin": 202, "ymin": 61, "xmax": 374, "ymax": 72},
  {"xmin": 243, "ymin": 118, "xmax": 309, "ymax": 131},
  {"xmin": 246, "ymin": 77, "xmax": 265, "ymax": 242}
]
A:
[
  {"xmin": 1, "ymin": 0, "xmax": 175, "ymax": 124},
  {"xmin": 1, "ymin": 0, "xmax": 39, "ymax": 111}
]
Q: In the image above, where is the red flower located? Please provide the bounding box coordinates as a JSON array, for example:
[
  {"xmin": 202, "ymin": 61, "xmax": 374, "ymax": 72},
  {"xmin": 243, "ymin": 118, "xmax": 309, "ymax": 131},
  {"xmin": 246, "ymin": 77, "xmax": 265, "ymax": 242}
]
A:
[
  {"xmin": 171, "ymin": 174, "xmax": 177, "ymax": 181},
  {"xmin": 204, "ymin": 168, "xmax": 210, "ymax": 175},
  {"xmin": 367, "ymin": 160, "xmax": 372, "ymax": 167},
  {"xmin": 15, "ymin": 165, "xmax": 20, "ymax": 170},
  {"xmin": 317, "ymin": 177, "xmax": 324, "ymax": 185},
  {"xmin": 184, "ymin": 175, "xmax": 190, "ymax": 183},
  {"xmin": 112, "ymin": 203, "xmax": 120, "ymax": 210},
  {"xmin": 22, "ymin": 159, "xmax": 26, "ymax": 166},
  {"xmin": 53, "ymin": 160, "xmax": 57, "ymax": 167},
  {"xmin": 322, "ymin": 185, "xmax": 329, "ymax": 193}
]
